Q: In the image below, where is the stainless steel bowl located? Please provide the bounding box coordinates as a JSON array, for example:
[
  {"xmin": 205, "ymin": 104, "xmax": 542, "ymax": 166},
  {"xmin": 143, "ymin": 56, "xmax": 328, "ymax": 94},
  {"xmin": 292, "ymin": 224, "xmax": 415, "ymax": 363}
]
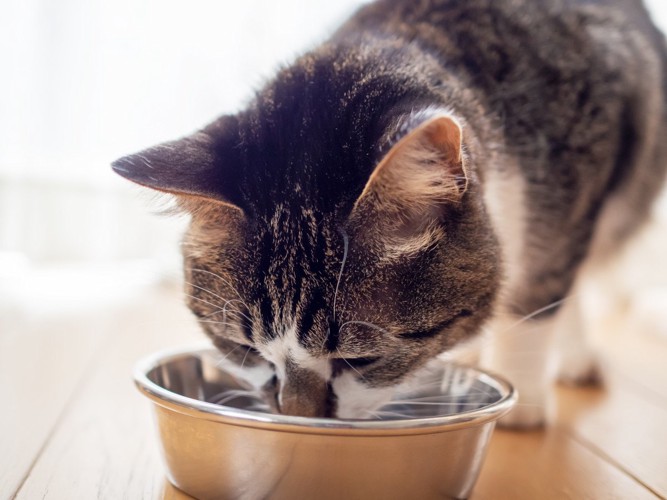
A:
[{"xmin": 135, "ymin": 345, "xmax": 516, "ymax": 500}]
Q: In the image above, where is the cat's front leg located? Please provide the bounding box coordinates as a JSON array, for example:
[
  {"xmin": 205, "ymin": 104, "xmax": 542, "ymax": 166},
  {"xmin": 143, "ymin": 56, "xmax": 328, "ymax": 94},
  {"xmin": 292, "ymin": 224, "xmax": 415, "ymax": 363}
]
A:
[
  {"xmin": 480, "ymin": 312, "xmax": 558, "ymax": 428},
  {"xmin": 554, "ymin": 292, "xmax": 602, "ymax": 386}
]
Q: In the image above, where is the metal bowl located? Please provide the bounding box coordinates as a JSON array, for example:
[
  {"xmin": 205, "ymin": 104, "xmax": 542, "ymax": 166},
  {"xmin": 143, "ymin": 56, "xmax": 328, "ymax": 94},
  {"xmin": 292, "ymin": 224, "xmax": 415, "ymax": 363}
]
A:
[{"xmin": 135, "ymin": 345, "xmax": 516, "ymax": 500}]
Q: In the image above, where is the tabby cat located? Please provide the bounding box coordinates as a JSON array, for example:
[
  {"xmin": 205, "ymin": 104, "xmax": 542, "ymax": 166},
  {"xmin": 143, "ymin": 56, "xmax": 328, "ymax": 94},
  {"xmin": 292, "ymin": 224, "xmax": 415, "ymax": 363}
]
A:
[{"xmin": 113, "ymin": 0, "xmax": 667, "ymax": 426}]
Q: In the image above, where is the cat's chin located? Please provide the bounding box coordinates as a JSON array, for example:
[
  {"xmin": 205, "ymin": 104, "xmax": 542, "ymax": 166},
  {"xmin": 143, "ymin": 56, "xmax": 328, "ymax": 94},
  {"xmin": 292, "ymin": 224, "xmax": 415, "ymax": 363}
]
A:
[
  {"xmin": 331, "ymin": 371, "xmax": 397, "ymax": 419},
  {"xmin": 332, "ymin": 360, "xmax": 452, "ymax": 419}
]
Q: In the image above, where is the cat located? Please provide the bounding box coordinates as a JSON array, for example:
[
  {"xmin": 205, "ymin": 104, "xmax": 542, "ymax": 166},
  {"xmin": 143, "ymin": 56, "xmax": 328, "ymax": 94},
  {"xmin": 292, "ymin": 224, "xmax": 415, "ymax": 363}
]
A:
[{"xmin": 113, "ymin": 0, "xmax": 667, "ymax": 426}]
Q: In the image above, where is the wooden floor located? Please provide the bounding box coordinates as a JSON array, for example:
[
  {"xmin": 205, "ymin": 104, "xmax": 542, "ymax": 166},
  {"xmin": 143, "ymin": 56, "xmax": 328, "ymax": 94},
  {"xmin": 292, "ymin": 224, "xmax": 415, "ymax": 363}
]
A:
[{"xmin": 2, "ymin": 222, "xmax": 667, "ymax": 499}]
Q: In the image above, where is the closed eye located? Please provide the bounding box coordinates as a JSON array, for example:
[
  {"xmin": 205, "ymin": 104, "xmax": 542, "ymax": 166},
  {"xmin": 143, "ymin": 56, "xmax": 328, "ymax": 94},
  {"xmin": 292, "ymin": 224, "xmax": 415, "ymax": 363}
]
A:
[
  {"xmin": 339, "ymin": 356, "xmax": 380, "ymax": 368},
  {"xmin": 398, "ymin": 309, "xmax": 473, "ymax": 340}
]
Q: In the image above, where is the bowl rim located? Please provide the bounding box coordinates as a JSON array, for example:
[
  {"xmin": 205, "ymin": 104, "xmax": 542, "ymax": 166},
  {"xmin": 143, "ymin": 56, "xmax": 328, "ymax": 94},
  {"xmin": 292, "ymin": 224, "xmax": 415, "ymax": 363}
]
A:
[{"xmin": 134, "ymin": 343, "xmax": 517, "ymax": 435}]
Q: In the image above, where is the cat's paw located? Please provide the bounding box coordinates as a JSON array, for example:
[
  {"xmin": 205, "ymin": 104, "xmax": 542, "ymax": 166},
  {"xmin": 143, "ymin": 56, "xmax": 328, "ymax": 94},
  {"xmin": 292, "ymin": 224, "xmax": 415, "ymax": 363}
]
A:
[{"xmin": 497, "ymin": 404, "xmax": 546, "ymax": 429}]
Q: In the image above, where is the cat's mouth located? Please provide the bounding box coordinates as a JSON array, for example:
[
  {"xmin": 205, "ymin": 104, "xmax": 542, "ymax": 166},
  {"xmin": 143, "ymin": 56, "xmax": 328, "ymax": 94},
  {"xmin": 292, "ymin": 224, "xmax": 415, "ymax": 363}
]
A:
[
  {"xmin": 204, "ymin": 356, "xmax": 504, "ymax": 422},
  {"xmin": 207, "ymin": 357, "xmax": 458, "ymax": 419},
  {"xmin": 208, "ymin": 371, "xmax": 395, "ymax": 419}
]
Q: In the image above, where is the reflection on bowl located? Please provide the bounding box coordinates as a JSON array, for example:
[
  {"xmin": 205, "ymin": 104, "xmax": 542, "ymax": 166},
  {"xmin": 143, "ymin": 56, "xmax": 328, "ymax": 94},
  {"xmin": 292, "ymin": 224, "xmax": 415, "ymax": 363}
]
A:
[{"xmin": 135, "ymin": 346, "xmax": 516, "ymax": 500}]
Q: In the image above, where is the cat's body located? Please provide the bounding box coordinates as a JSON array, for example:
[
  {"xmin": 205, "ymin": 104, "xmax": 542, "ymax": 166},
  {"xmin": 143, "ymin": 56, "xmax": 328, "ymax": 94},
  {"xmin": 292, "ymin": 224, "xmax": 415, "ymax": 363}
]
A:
[{"xmin": 113, "ymin": 0, "xmax": 667, "ymax": 424}]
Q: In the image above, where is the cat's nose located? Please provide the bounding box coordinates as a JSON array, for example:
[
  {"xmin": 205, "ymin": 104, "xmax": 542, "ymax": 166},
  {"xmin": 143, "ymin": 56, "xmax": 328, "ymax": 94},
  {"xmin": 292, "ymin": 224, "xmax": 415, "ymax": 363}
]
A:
[
  {"xmin": 278, "ymin": 362, "xmax": 334, "ymax": 417},
  {"xmin": 280, "ymin": 390, "xmax": 328, "ymax": 417}
]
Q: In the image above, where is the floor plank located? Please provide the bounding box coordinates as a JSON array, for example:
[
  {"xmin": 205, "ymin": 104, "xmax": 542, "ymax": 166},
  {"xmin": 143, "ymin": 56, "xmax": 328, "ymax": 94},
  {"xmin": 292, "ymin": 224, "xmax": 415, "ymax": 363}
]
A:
[
  {"xmin": 556, "ymin": 380, "xmax": 667, "ymax": 498},
  {"xmin": 597, "ymin": 314, "xmax": 667, "ymax": 403},
  {"xmin": 473, "ymin": 427, "xmax": 658, "ymax": 500},
  {"xmin": 0, "ymin": 311, "xmax": 109, "ymax": 498},
  {"xmin": 13, "ymin": 287, "xmax": 201, "ymax": 500}
]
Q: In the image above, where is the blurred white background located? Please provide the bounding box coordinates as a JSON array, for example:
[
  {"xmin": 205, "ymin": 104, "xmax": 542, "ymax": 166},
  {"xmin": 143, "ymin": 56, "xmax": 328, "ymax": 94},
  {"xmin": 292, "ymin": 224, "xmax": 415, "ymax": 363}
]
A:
[
  {"xmin": 0, "ymin": 0, "xmax": 369, "ymax": 314},
  {"xmin": 0, "ymin": 0, "xmax": 665, "ymax": 322}
]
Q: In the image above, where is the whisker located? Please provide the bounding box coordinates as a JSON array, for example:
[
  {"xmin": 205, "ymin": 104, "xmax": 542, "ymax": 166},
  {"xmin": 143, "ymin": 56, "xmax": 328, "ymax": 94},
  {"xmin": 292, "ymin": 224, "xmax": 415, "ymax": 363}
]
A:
[
  {"xmin": 396, "ymin": 380, "xmax": 445, "ymax": 391},
  {"xmin": 390, "ymin": 393, "xmax": 495, "ymax": 402},
  {"xmin": 196, "ymin": 299, "xmax": 247, "ymax": 320},
  {"xmin": 186, "ymin": 281, "xmax": 229, "ymax": 305},
  {"xmin": 498, "ymin": 295, "xmax": 575, "ymax": 337},
  {"xmin": 367, "ymin": 409, "xmax": 414, "ymax": 419},
  {"xmin": 197, "ymin": 320, "xmax": 241, "ymax": 328},
  {"xmin": 200, "ymin": 307, "xmax": 236, "ymax": 320},
  {"xmin": 384, "ymin": 401, "xmax": 490, "ymax": 407},
  {"xmin": 184, "ymin": 292, "xmax": 253, "ymax": 327},
  {"xmin": 211, "ymin": 389, "xmax": 263, "ymax": 406},
  {"xmin": 184, "ymin": 292, "xmax": 225, "ymax": 311},
  {"xmin": 190, "ymin": 268, "xmax": 249, "ymax": 307},
  {"xmin": 212, "ymin": 390, "xmax": 251, "ymax": 404},
  {"xmin": 332, "ymin": 227, "xmax": 349, "ymax": 321},
  {"xmin": 224, "ymin": 307, "xmax": 253, "ymax": 324},
  {"xmin": 435, "ymin": 295, "xmax": 578, "ymax": 361},
  {"xmin": 319, "ymin": 330, "xmax": 331, "ymax": 354},
  {"xmin": 185, "ymin": 282, "xmax": 253, "ymax": 322},
  {"xmin": 240, "ymin": 346, "xmax": 252, "ymax": 370},
  {"xmin": 208, "ymin": 388, "xmax": 252, "ymax": 404},
  {"xmin": 335, "ymin": 346, "xmax": 366, "ymax": 382},
  {"xmin": 215, "ymin": 344, "xmax": 244, "ymax": 366}
]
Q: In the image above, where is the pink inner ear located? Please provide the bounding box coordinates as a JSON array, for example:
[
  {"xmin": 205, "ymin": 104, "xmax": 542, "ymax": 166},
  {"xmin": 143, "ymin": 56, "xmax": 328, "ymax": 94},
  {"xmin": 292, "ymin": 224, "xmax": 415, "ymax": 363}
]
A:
[
  {"xmin": 347, "ymin": 113, "xmax": 468, "ymax": 251},
  {"xmin": 354, "ymin": 113, "xmax": 467, "ymax": 214},
  {"xmin": 424, "ymin": 115, "xmax": 463, "ymax": 164}
]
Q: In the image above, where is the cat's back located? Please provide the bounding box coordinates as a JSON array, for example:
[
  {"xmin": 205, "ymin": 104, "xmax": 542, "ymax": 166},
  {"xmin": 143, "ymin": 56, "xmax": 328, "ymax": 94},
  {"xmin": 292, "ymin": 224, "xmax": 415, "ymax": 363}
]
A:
[
  {"xmin": 347, "ymin": 0, "xmax": 661, "ymax": 35},
  {"xmin": 339, "ymin": 0, "xmax": 667, "ymax": 148},
  {"xmin": 343, "ymin": 0, "xmax": 667, "ymax": 158},
  {"xmin": 342, "ymin": 0, "xmax": 667, "ymax": 79}
]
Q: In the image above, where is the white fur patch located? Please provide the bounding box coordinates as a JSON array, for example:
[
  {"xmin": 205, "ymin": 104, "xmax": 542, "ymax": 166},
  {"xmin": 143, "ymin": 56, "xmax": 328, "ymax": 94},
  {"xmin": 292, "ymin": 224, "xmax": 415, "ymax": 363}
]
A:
[
  {"xmin": 332, "ymin": 372, "xmax": 396, "ymax": 419},
  {"xmin": 480, "ymin": 313, "xmax": 558, "ymax": 427},
  {"xmin": 553, "ymin": 288, "xmax": 599, "ymax": 384},
  {"xmin": 261, "ymin": 324, "xmax": 331, "ymax": 382},
  {"xmin": 481, "ymin": 165, "xmax": 556, "ymax": 427},
  {"xmin": 482, "ymin": 166, "xmax": 526, "ymax": 295}
]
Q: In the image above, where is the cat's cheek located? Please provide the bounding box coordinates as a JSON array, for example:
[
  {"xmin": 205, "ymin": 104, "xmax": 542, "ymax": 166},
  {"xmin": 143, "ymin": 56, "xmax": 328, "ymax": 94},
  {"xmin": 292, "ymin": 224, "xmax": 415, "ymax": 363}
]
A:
[{"xmin": 331, "ymin": 372, "xmax": 395, "ymax": 419}]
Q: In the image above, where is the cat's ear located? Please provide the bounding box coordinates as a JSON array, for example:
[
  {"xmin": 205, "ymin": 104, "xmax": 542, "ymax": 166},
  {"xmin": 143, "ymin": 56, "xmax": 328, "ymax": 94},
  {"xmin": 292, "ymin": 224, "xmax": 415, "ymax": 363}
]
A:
[
  {"xmin": 111, "ymin": 125, "xmax": 242, "ymax": 213},
  {"xmin": 351, "ymin": 112, "xmax": 467, "ymax": 237}
]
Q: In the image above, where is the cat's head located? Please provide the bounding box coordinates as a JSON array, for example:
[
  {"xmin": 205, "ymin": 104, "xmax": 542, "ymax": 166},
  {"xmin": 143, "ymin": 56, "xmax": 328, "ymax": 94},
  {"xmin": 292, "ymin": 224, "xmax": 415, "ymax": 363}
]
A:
[{"xmin": 113, "ymin": 49, "xmax": 500, "ymax": 418}]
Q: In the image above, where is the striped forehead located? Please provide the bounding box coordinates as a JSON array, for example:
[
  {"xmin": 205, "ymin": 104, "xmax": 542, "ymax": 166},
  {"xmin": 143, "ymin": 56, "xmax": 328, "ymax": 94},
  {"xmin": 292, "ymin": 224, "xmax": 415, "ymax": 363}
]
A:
[{"xmin": 255, "ymin": 204, "xmax": 334, "ymax": 339}]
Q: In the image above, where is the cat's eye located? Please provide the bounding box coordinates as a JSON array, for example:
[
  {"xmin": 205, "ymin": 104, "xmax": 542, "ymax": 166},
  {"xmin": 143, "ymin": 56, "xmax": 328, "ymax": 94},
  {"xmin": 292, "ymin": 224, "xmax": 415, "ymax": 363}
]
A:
[{"xmin": 340, "ymin": 356, "xmax": 379, "ymax": 369}]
